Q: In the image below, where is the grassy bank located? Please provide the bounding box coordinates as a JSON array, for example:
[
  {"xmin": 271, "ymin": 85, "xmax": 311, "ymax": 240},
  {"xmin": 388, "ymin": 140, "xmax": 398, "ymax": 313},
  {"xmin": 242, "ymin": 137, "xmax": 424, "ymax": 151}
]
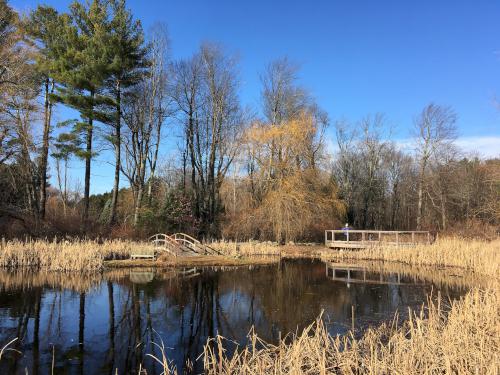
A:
[
  {"xmin": 106, "ymin": 254, "xmax": 280, "ymax": 268},
  {"xmin": 0, "ymin": 238, "xmax": 315, "ymax": 271}
]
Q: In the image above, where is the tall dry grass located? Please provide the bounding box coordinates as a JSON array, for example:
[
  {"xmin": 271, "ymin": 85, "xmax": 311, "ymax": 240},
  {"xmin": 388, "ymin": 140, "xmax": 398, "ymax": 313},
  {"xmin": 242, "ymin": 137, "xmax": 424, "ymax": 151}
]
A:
[
  {"xmin": 203, "ymin": 287, "xmax": 499, "ymax": 374},
  {"xmin": 210, "ymin": 240, "xmax": 282, "ymax": 256},
  {"xmin": 322, "ymin": 237, "xmax": 500, "ymax": 277},
  {"xmin": 0, "ymin": 239, "xmax": 134, "ymax": 272}
]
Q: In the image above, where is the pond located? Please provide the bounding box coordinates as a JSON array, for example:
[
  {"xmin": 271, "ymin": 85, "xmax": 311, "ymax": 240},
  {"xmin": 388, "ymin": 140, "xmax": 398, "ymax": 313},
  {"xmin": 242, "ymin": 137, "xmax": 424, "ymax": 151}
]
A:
[{"xmin": 0, "ymin": 258, "xmax": 469, "ymax": 374}]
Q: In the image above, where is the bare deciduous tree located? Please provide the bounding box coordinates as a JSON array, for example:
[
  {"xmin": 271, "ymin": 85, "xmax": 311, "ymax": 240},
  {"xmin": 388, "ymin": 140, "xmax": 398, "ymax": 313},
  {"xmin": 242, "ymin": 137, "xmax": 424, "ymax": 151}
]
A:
[{"xmin": 414, "ymin": 103, "xmax": 457, "ymax": 229}]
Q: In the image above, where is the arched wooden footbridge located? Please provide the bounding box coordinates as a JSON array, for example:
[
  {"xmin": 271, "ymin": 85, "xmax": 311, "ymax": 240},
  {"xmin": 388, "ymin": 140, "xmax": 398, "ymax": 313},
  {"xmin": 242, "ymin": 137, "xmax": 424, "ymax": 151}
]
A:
[{"xmin": 131, "ymin": 233, "xmax": 221, "ymax": 260}]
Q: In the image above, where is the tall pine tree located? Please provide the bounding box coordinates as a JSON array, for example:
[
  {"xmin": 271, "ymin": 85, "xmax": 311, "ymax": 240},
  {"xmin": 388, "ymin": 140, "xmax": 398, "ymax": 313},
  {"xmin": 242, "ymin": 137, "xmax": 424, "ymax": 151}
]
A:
[
  {"xmin": 25, "ymin": 6, "xmax": 63, "ymax": 219},
  {"xmin": 52, "ymin": 0, "xmax": 111, "ymax": 225},
  {"xmin": 104, "ymin": 0, "xmax": 147, "ymax": 225}
]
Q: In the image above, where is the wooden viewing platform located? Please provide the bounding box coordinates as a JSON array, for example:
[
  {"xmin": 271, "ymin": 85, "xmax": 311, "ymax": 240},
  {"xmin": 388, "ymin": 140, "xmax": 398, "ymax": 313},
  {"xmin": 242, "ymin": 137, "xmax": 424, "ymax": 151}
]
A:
[{"xmin": 325, "ymin": 230, "xmax": 431, "ymax": 249}]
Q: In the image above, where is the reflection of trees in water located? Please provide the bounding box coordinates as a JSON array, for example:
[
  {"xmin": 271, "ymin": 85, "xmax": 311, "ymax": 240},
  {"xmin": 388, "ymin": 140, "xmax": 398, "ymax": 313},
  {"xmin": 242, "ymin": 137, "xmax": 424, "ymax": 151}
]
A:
[
  {"xmin": 0, "ymin": 287, "xmax": 41, "ymax": 374},
  {"xmin": 0, "ymin": 261, "xmax": 470, "ymax": 374}
]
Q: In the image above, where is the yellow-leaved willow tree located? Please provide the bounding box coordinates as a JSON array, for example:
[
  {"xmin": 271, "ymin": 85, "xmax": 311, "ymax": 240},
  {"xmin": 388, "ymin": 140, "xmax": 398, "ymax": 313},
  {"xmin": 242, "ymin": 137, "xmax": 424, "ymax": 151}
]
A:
[{"xmin": 222, "ymin": 112, "xmax": 345, "ymax": 243}]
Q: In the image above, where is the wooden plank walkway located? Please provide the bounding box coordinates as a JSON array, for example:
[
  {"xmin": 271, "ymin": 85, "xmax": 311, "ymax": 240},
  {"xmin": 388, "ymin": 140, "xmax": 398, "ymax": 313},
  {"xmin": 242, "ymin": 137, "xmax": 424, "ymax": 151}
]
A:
[{"xmin": 325, "ymin": 230, "xmax": 431, "ymax": 249}]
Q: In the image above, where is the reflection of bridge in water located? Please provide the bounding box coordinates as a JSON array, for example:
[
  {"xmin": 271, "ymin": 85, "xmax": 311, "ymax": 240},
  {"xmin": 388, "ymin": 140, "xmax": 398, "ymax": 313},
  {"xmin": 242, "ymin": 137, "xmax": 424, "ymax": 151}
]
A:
[{"xmin": 325, "ymin": 262, "xmax": 414, "ymax": 285}]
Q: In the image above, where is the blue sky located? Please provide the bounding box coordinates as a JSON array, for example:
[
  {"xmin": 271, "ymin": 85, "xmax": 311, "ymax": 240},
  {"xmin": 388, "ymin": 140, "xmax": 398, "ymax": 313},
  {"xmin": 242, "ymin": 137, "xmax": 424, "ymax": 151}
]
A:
[{"xmin": 10, "ymin": 0, "xmax": 500, "ymax": 193}]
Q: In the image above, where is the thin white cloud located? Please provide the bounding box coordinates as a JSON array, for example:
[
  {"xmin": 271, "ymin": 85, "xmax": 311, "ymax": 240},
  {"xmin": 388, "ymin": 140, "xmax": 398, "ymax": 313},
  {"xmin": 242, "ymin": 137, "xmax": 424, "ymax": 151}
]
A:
[
  {"xmin": 326, "ymin": 135, "xmax": 500, "ymax": 159},
  {"xmin": 454, "ymin": 136, "xmax": 500, "ymax": 158}
]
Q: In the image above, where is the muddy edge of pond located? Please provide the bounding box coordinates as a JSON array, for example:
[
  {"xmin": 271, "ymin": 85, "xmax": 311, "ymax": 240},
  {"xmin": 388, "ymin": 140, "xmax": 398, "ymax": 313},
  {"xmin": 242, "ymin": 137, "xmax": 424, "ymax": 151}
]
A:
[{"xmin": 104, "ymin": 245, "xmax": 323, "ymax": 268}]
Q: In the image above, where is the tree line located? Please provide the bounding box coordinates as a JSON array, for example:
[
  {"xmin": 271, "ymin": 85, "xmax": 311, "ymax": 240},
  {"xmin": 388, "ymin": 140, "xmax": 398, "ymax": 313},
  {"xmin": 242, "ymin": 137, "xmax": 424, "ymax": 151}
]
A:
[{"xmin": 0, "ymin": 0, "xmax": 498, "ymax": 240}]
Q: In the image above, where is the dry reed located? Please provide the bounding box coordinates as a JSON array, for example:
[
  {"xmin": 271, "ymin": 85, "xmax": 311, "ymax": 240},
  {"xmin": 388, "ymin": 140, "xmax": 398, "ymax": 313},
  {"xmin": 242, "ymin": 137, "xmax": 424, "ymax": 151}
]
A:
[
  {"xmin": 321, "ymin": 237, "xmax": 500, "ymax": 277},
  {"xmin": 0, "ymin": 239, "xmax": 135, "ymax": 272},
  {"xmin": 210, "ymin": 240, "xmax": 282, "ymax": 256},
  {"xmin": 202, "ymin": 287, "xmax": 499, "ymax": 374}
]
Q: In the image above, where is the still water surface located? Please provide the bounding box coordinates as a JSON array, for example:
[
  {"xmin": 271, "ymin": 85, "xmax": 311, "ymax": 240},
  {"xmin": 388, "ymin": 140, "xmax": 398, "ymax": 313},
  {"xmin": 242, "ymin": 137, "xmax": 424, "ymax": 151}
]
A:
[{"xmin": 0, "ymin": 259, "xmax": 467, "ymax": 374}]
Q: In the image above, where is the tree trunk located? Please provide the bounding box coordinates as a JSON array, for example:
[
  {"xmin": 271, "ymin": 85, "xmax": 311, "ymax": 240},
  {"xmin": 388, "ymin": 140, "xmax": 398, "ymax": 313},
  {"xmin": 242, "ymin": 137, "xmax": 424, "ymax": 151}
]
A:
[
  {"xmin": 39, "ymin": 78, "xmax": 53, "ymax": 220},
  {"xmin": 109, "ymin": 83, "xmax": 121, "ymax": 225},
  {"xmin": 133, "ymin": 184, "xmax": 143, "ymax": 226},
  {"xmin": 83, "ymin": 91, "xmax": 94, "ymax": 225},
  {"xmin": 416, "ymin": 162, "xmax": 426, "ymax": 230},
  {"xmin": 147, "ymin": 115, "xmax": 161, "ymax": 205},
  {"xmin": 441, "ymin": 192, "xmax": 446, "ymax": 231}
]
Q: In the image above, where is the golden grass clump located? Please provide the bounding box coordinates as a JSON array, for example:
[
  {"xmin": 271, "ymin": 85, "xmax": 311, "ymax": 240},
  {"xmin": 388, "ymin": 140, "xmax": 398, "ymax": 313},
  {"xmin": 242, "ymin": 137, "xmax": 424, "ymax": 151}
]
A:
[
  {"xmin": 322, "ymin": 237, "xmax": 500, "ymax": 277},
  {"xmin": 202, "ymin": 287, "xmax": 499, "ymax": 375},
  {"xmin": 210, "ymin": 240, "xmax": 282, "ymax": 256},
  {"xmin": 0, "ymin": 239, "xmax": 134, "ymax": 272}
]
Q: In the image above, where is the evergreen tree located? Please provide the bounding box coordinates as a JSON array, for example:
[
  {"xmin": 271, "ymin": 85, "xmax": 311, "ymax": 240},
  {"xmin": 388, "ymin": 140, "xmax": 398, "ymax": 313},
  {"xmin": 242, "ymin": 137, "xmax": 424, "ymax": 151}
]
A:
[
  {"xmin": 104, "ymin": 0, "xmax": 147, "ymax": 225},
  {"xmin": 51, "ymin": 0, "xmax": 111, "ymax": 225},
  {"xmin": 25, "ymin": 6, "xmax": 63, "ymax": 219}
]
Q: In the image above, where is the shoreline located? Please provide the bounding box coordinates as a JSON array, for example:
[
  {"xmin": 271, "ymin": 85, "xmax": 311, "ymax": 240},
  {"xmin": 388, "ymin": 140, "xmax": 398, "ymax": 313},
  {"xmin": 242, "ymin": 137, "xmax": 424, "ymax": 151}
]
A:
[{"xmin": 104, "ymin": 254, "xmax": 282, "ymax": 268}]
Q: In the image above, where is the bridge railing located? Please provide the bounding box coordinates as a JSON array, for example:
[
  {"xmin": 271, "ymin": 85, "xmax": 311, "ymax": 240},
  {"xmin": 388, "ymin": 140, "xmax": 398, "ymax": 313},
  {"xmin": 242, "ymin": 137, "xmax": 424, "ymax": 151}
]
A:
[
  {"xmin": 325, "ymin": 230, "xmax": 431, "ymax": 247},
  {"xmin": 147, "ymin": 233, "xmax": 223, "ymax": 256},
  {"xmin": 147, "ymin": 234, "xmax": 180, "ymax": 256}
]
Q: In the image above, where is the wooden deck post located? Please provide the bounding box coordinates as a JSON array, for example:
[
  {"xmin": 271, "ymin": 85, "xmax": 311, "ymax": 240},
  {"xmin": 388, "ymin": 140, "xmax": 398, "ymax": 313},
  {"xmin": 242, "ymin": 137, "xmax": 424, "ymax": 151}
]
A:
[
  {"xmin": 362, "ymin": 231, "xmax": 365, "ymax": 243},
  {"xmin": 411, "ymin": 232, "xmax": 415, "ymax": 244},
  {"xmin": 396, "ymin": 232, "xmax": 399, "ymax": 246}
]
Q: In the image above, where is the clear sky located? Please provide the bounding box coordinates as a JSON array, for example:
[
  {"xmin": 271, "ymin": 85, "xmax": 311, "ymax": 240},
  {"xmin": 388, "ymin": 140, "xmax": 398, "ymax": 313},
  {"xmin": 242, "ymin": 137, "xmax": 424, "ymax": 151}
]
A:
[{"xmin": 10, "ymin": 0, "xmax": 500, "ymax": 193}]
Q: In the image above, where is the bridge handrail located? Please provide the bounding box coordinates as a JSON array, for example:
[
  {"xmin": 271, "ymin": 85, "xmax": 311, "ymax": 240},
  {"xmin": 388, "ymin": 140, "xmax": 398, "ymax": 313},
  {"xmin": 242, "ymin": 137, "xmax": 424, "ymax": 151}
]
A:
[
  {"xmin": 148, "ymin": 233, "xmax": 223, "ymax": 256},
  {"xmin": 173, "ymin": 233, "xmax": 201, "ymax": 245},
  {"xmin": 325, "ymin": 229, "xmax": 432, "ymax": 246},
  {"xmin": 148, "ymin": 233, "xmax": 182, "ymax": 256}
]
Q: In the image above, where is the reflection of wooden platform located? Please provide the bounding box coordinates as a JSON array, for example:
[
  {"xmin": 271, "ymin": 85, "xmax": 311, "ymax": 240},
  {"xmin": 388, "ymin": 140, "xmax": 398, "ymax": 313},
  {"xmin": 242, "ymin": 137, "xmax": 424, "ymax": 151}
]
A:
[
  {"xmin": 325, "ymin": 262, "xmax": 409, "ymax": 285},
  {"xmin": 325, "ymin": 230, "xmax": 431, "ymax": 250}
]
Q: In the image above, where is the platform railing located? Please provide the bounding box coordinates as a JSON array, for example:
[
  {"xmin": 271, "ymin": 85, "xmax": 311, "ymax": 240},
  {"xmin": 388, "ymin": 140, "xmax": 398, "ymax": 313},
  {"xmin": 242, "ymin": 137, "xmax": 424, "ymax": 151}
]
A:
[{"xmin": 325, "ymin": 230, "xmax": 431, "ymax": 247}]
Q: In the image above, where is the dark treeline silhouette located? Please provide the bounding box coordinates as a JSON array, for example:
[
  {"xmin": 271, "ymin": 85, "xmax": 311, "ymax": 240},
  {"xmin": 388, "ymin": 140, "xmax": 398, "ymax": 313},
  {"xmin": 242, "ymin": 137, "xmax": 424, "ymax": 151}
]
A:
[{"xmin": 0, "ymin": 0, "xmax": 498, "ymax": 241}]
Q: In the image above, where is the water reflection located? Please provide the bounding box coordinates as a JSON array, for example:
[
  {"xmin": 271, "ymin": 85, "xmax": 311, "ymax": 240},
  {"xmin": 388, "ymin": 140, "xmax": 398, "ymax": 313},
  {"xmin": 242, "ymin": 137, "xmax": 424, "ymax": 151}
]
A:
[{"xmin": 0, "ymin": 259, "xmax": 468, "ymax": 374}]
